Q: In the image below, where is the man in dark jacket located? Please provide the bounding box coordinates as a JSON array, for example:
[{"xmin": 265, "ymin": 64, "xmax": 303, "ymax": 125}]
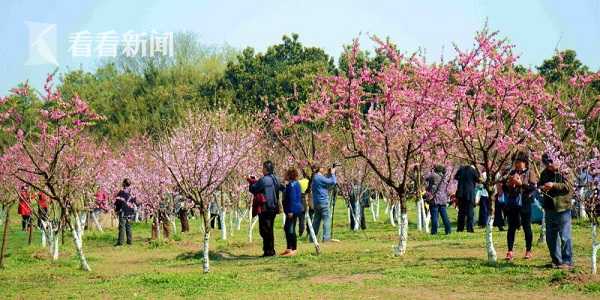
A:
[
  {"xmin": 538, "ymin": 154, "xmax": 573, "ymax": 269},
  {"xmin": 115, "ymin": 179, "xmax": 136, "ymax": 246},
  {"xmin": 454, "ymin": 164, "xmax": 480, "ymax": 232},
  {"xmin": 249, "ymin": 161, "xmax": 283, "ymax": 257}
]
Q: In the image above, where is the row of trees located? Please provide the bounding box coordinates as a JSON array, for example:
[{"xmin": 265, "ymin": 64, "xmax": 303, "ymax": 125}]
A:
[{"xmin": 0, "ymin": 27, "xmax": 599, "ymax": 274}]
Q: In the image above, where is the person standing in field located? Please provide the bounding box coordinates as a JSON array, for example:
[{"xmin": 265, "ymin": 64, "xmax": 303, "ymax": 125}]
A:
[
  {"xmin": 297, "ymin": 175, "xmax": 309, "ymax": 237},
  {"xmin": 281, "ymin": 168, "xmax": 303, "ymax": 256},
  {"xmin": 425, "ymin": 165, "xmax": 452, "ymax": 235},
  {"xmin": 454, "ymin": 164, "xmax": 480, "ymax": 232},
  {"xmin": 249, "ymin": 161, "xmax": 283, "ymax": 257},
  {"xmin": 502, "ymin": 151, "xmax": 537, "ymax": 261},
  {"xmin": 17, "ymin": 186, "xmax": 32, "ymax": 231},
  {"xmin": 310, "ymin": 163, "xmax": 337, "ymax": 242},
  {"xmin": 36, "ymin": 191, "xmax": 50, "ymax": 229},
  {"xmin": 114, "ymin": 179, "xmax": 136, "ymax": 246},
  {"xmin": 538, "ymin": 153, "xmax": 574, "ymax": 269}
]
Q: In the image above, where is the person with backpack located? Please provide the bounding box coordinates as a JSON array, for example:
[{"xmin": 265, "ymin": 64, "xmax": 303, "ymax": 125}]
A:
[
  {"xmin": 281, "ymin": 168, "xmax": 303, "ymax": 256},
  {"xmin": 539, "ymin": 153, "xmax": 574, "ymax": 269},
  {"xmin": 425, "ymin": 165, "xmax": 452, "ymax": 235},
  {"xmin": 249, "ymin": 161, "xmax": 283, "ymax": 257},
  {"xmin": 114, "ymin": 179, "xmax": 137, "ymax": 246},
  {"xmin": 502, "ymin": 151, "xmax": 537, "ymax": 261}
]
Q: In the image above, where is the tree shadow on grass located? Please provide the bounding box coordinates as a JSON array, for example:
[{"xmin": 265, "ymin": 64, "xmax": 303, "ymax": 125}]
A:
[{"xmin": 176, "ymin": 251, "xmax": 260, "ymax": 262}]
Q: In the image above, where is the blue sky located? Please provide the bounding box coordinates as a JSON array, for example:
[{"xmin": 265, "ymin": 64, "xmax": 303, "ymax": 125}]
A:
[{"xmin": 1, "ymin": 0, "xmax": 599, "ymax": 93}]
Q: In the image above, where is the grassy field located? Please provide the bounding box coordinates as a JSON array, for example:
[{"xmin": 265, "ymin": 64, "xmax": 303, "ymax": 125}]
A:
[{"xmin": 1, "ymin": 201, "xmax": 599, "ymax": 299}]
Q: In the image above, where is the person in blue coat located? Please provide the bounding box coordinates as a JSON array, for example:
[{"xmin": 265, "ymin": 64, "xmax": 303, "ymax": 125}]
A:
[
  {"xmin": 281, "ymin": 168, "xmax": 303, "ymax": 256},
  {"xmin": 310, "ymin": 163, "xmax": 337, "ymax": 242}
]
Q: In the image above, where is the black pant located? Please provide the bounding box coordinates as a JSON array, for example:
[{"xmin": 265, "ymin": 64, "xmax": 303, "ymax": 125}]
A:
[
  {"xmin": 21, "ymin": 215, "xmax": 31, "ymax": 231},
  {"xmin": 258, "ymin": 211, "xmax": 276, "ymax": 256},
  {"xmin": 477, "ymin": 196, "xmax": 489, "ymax": 227},
  {"xmin": 493, "ymin": 197, "xmax": 506, "ymax": 229},
  {"xmin": 297, "ymin": 211, "xmax": 306, "ymax": 237},
  {"xmin": 506, "ymin": 206, "xmax": 532, "ymax": 251},
  {"xmin": 457, "ymin": 197, "xmax": 474, "ymax": 232},
  {"xmin": 284, "ymin": 214, "xmax": 298, "ymax": 250},
  {"xmin": 117, "ymin": 215, "xmax": 132, "ymax": 245}
]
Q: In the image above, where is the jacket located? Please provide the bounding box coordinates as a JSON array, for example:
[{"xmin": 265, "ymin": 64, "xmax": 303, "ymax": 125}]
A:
[
  {"xmin": 311, "ymin": 173, "xmax": 336, "ymax": 208},
  {"xmin": 18, "ymin": 191, "xmax": 31, "ymax": 216},
  {"xmin": 454, "ymin": 165, "xmax": 480, "ymax": 202},
  {"xmin": 283, "ymin": 180, "xmax": 303, "ymax": 214},
  {"xmin": 425, "ymin": 171, "xmax": 449, "ymax": 205},
  {"xmin": 115, "ymin": 188, "xmax": 136, "ymax": 217},
  {"xmin": 249, "ymin": 174, "xmax": 283, "ymax": 214},
  {"xmin": 538, "ymin": 169, "xmax": 572, "ymax": 213},
  {"xmin": 501, "ymin": 168, "xmax": 537, "ymax": 212}
]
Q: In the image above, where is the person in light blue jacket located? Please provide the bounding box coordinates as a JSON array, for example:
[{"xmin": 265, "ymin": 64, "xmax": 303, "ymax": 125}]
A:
[{"xmin": 310, "ymin": 163, "xmax": 337, "ymax": 242}]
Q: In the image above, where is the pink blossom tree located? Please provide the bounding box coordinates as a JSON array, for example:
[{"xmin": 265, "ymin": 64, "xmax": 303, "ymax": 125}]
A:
[
  {"xmin": 303, "ymin": 37, "xmax": 451, "ymax": 255},
  {"xmin": 445, "ymin": 28, "xmax": 552, "ymax": 263},
  {"xmin": 154, "ymin": 111, "xmax": 259, "ymax": 273},
  {"xmin": 0, "ymin": 75, "xmax": 104, "ymax": 271}
]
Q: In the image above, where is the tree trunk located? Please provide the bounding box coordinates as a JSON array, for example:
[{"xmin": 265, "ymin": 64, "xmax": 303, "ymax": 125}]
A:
[
  {"xmin": 219, "ymin": 208, "xmax": 227, "ymax": 240},
  {"xmin": 151, "ymin": 215, "xmax": 159, "ymax": 240},
  {"xmin": 592, "ymin": 224, "xmax": 599, "ymax": 275},
  {"xmin": 248, "ymin": 215, "xmax": 258, "ymax": 242},
  {"xmin": 27, "ymin": 222, "xmax": 33, "ymax": 245},
  {"xmin": 71, "ymin": 213, "xmax": 91, "ymax": 271},
  {"xmin": 416, "ymin": 200, "xmax": 423, "ymax": 232},
  {"xmin": 394, "ymin": 204, "xmax": 408, "ymax": 256},
  {"xmin": 304, "ymin": 209, "xmax": 321, "ymax": 255},
  {"xmin": 0, "ymin": 205, "xmax": 12, "ymax": 268},
  {"xmin": 91, "ymin": 211, "xmax": 103, "ymax": 232},
  {"xmin": 201, "ymin": 209, "xmax": 211, "ymax": 273},
  {"xmin": 51, "ymin": 229, "xmax": 60, "ymax": 261}
]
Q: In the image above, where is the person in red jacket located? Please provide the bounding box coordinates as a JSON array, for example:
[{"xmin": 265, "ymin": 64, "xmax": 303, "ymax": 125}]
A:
[
  {"xmin": 37, "ymin": 191, "xmax": 50, "ymax": 227},
  {"xmin": 18, "ymin": 186, "xmax": 32, "ymax": 231}
]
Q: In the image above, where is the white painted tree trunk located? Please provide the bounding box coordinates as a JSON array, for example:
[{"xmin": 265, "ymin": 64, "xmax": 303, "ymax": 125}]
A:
[
  {"xmin": 170, "ymin": 217, "xmax": 177, "ymax": 235},
  {"xmin": 77, "ymin": 213, "xmax": 87, "ymax": 238},
  {"xmin": 347, "ymin": 207, "xmax": 352, "ymax": 227},
  {"xmin": 305, "ymin": 210, "xmax": 321, "ymax": 254},
  {"xmin": 394, "ymin": 210, "xmax": 408, "ymax": 256},
  {"xmin": 72, "ymin": 216, "xmax": 91, "ymax": 271},
  {"xmin": 41, "ymin": 229, "xmax": 47, "ymax": 247},
  {"xmin": 202, "ymin": 210, "xmax": 211, "ymax": 273},
  {"xmin": 203, "ymin": 230, "xmax": 210, "ymax": 273},
  {"xmin": 421, "ymin": 200, "xmax": 430, "ymax": 233},
  {"xmin": 219, "ymin": 209, "xmax": 227, "ymax": 240},
  {"xmin": 389, "ymin": 204, "xmax": 397, "ymax": 227},
  {"xmin": 375, "ymin": 195, "xmax": 381, "ymax": 220},
  {"xmin": 91, "ymin": 211, "xmax": 103, "ymax": 232},
  {"xmin": 248, "ymin": 216, "xmax": 258, "ymax": 242},
  {"xmin": 416, "ymin": 201, "xmax": 423, "ymax": 232},
  {"xmin": 592, "ymin": 224, "xmax": 600, "ymax": 275},
  {"xmin": 229, "ymin": 210, "xmax": 234, "ymax": 237},
  {"xmin": 370, "ymin": 202, "xmax": 377, "ymax": 221},
  {"xmin": 352, "ymin": 200, "xmax": 361, "ymax": 231},
  {"xmin": 485, "ymin": 215, "xmax": 497, "ymax": 263}
]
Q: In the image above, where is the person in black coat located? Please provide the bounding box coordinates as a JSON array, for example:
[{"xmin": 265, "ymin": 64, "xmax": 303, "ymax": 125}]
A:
[
  {"xmin": 249, "ymin": 161, "xmax": 284, "ymax": 257},
  {"xmin": 454, "ymin": 165, "xmax": 480, "ymax": 232},
  {"xmin": 115, "ymin": 179, "xmax": 136, "ymax": 246}
]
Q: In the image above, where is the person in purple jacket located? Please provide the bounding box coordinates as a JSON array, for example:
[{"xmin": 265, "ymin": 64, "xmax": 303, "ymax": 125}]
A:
[{"xmin": 281, "ymin": 168, "xmax": 303, "ymax": 256}]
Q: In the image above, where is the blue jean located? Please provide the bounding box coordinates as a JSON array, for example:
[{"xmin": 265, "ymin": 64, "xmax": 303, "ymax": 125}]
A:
[
  {"xmin": 545, "ymin": 210, "xmax": 573, "ymax": 266},
  {"xmin": 430, "ymin": 204, "xmax": 452, "ymax": 235},
  {"xmin": 311, "ymin": 206, "xmax": 331, "ymax": 241}
]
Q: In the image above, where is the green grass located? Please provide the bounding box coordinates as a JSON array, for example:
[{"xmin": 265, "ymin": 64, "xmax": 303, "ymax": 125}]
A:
[{"xmin": 1, "ymin": 201, "xmax": 599, "ymax": 299}]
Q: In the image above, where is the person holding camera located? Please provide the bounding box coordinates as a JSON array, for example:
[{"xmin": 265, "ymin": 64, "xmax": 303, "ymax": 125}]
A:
[
  {"xmin": 310, "ymin": 163, "xmax": 338, "ymax": 242},
  {"xmin": 502, "ymin": 151, "xmax": 537, "ymax": 261},
  {"xmin": 538, "ymin": 153, "xmax": 573, "ymax": 269}
]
